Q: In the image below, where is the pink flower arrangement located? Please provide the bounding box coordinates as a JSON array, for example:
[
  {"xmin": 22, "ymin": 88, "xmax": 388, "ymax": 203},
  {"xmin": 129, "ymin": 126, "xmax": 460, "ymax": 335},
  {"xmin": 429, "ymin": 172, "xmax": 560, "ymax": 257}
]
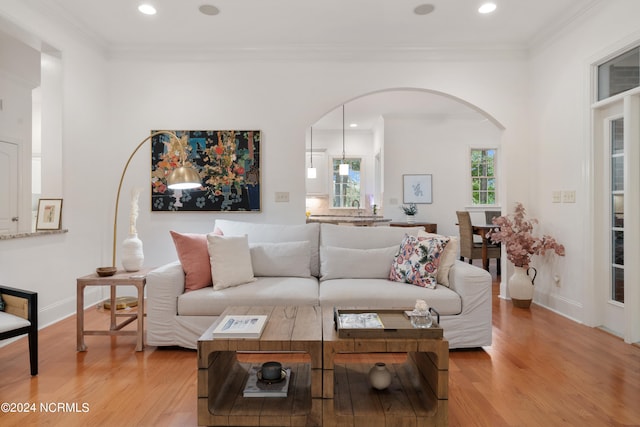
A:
[{"xmin": 487, "ymin": 202, "xmax": 565, "ymax": 268}]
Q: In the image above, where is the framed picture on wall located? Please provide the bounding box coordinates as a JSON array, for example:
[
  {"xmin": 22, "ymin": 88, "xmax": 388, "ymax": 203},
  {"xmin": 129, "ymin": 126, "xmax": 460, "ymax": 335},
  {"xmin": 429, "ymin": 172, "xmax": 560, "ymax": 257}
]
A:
[
  {"xmin": 150, "ymin": 130, "xmax": 261, "ymax": 212},
  {"xmin": 36, "ymin": 198, "xmax": 63, "ymax": 230},
  {"xmin": 403, "ymin": 174, "xmax": 432, "ymax": 204}
]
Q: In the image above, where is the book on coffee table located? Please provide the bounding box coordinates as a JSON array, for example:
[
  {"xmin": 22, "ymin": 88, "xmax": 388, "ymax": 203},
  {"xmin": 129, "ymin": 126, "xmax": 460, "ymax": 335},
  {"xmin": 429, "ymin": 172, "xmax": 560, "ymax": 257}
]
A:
[
  {"xmin": 337, "ymin": 312, "xmax": 385, "ymax": 329},
  {"xmin": 243, "ymin": 366, "xmax": 292, "ymax": 397},
  {"xmin": 212, "ymin": 315, "xmax": 268, "ymax": 339}
]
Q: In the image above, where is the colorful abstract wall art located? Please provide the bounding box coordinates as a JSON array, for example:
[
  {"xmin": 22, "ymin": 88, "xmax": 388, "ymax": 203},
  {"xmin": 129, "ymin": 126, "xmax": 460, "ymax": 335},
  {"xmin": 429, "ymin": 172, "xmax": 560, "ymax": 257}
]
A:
[{"xmin": 151, "ymin": 130, "xmax": 261, "ymax": 211}]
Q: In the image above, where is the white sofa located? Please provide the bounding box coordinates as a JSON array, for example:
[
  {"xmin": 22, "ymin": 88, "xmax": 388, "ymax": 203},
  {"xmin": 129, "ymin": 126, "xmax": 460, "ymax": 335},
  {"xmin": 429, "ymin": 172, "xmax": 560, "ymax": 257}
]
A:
[{"xmin": 146, "ymin": 220, "xmax": 492, "ymax": 349}]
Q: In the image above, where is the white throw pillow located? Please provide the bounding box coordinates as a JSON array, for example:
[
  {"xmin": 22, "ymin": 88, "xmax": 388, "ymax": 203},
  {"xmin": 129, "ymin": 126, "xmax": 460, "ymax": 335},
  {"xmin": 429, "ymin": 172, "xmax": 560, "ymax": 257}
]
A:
[
  {"xmin": 418, "ymin": 231, "xmax": 458, "ymax": 287},
  {"xmin": 249, "ymin": 241, "xmax": 311, "ymax": 277},
  {"xmin": 207, "ymin": 234, "xmax": 256, "ymax": 290},
  {"xmin": 320, "ymin": 245, "xmax": 399, "ymax": 281}
]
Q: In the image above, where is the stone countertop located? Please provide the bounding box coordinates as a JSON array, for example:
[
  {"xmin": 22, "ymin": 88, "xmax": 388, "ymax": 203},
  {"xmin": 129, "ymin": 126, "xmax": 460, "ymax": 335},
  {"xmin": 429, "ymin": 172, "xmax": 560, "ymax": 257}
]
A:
[{"xmin": 306, "ymin": 215, "xmax": 391, "ymax": 225}]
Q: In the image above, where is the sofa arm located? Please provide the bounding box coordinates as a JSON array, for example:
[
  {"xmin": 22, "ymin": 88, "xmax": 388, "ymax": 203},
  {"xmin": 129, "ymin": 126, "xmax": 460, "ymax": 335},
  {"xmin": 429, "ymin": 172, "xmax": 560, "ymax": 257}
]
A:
[
  {"xmin": 447, "ymin": 261, "xmax": 492, "ymax": 315},
  {"xmin": 146, "ymin": 261, "xmax": 185, "ymax": 339}
]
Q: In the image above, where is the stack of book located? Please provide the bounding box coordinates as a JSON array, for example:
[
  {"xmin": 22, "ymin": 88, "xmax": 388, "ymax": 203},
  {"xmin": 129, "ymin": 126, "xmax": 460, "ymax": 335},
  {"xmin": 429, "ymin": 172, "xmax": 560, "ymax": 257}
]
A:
[{"xmin": 243, "ymin": 366, "xmax": 292, "ymax": 398}]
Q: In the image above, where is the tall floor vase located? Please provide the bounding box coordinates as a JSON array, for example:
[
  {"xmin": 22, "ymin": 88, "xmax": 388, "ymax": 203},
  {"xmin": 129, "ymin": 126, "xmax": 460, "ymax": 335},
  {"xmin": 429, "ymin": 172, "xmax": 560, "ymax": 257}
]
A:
[
  {"xmin": 508, "ymin": 266, "xmax": 537, "ymax": 308},
  {"xmin": 122, "ymin": 233, "xmax": 144, "ymax": 272}
]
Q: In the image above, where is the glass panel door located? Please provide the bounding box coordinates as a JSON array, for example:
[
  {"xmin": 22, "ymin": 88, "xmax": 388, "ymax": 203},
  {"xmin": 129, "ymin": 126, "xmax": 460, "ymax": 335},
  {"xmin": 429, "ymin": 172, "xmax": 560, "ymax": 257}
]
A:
[{"xmin": 610, "ymin": 118, "xmax": 624, "ymax": 303}]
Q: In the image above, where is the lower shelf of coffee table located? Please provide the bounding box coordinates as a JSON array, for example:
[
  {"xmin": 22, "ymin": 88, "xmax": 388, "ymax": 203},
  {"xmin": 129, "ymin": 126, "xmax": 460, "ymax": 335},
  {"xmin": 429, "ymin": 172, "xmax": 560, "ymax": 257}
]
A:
[
  {"xmin": 199, "ymin": 361, "xmax": 321, "ymax": 426},
  {"xmin": 323, "ymin": 362, "xmax": 447, "ymax": 427}
]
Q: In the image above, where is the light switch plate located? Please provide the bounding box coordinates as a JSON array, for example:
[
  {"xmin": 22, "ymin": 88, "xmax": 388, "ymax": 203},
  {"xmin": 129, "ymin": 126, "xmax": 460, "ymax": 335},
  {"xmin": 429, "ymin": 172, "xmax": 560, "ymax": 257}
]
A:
[
  {"xmin": 562, "ymin": 190, "xmax": 576, "ymax": 203},
  {"xmin": 552, "ymin": 191, "xmax": 562, "ymax": 203},
  {"xmin": 275, "ymin": 192, "xmax": 290, "ymax": 203}
]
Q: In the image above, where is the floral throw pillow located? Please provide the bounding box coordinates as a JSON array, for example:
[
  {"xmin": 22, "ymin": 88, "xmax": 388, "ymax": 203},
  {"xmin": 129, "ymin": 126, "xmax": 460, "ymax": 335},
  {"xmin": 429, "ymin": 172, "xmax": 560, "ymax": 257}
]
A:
[{"xmin": 389, "ymin": 234, "xmax": 450, "ymax": 289}]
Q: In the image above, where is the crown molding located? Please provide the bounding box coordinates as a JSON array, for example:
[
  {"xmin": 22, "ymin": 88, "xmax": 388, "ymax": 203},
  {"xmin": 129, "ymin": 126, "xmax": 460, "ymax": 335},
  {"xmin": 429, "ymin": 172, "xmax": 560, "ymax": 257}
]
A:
[{"xmin": 106, "ymin": 43, "xmax": 529, "ymax": 63}]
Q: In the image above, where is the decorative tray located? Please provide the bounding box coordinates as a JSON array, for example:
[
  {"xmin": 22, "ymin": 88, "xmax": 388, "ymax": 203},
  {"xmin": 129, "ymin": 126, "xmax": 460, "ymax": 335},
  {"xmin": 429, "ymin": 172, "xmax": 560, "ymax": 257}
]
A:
[{"xmin": 333, "ymin": 307, "xmax": 443, "ymax": 339}]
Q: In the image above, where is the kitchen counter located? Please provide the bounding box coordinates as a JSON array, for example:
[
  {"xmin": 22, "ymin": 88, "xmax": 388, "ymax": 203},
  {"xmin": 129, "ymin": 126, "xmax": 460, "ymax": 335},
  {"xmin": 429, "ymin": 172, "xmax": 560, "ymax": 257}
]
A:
[{"xmin": 306, "ymin": 215, "xmax": 392, "ymax": 226}]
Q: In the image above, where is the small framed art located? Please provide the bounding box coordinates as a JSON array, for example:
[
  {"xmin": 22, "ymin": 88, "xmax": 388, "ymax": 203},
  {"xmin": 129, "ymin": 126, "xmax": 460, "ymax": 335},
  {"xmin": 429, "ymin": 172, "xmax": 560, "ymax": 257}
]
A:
[
  {"xmin": 403, "ymin": 174, "xmax": 432, "ymax": 204},
  {"xmin": 36, "ymin": 198, "xmax": 63, "ymax": 231}
]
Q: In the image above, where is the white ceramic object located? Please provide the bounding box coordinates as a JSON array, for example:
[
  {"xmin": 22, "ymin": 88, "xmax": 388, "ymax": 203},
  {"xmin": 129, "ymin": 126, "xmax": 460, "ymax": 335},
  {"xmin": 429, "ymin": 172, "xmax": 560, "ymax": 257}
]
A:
[
  {"xmin": 368, "ymin": 362, "xmax": 392, "ymax": 390},
  {"xmin": 122, "ymin": 233, "xmax": 144, "ymax": 272}
]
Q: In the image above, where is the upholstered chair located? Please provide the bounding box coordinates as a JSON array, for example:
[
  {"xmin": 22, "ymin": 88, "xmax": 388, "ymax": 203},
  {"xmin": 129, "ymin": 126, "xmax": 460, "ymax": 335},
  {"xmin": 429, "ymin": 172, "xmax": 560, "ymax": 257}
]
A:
[{"xmin": 0, "ymin": 286, "xmax": 38, "ymax": 375}]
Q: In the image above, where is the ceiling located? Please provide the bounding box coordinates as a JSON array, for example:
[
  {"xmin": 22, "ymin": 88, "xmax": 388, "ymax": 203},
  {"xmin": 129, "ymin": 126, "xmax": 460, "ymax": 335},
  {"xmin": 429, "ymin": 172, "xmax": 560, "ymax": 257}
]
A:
[
  {"xmin": 18, "ymin": 0, "xmax": 601, "ymax": 130},
  {"xmin": 23, "ymin": 0, "xmax": 599, "ymax": 54}
]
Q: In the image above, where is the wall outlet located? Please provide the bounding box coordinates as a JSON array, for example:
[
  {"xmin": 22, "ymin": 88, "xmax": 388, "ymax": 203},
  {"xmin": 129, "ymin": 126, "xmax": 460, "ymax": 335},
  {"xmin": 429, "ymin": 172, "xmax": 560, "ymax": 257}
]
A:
[
  {"xmin": 552, "ymin": 191, "xmax": 562, "ymax": 203},
  {"xmin": 275, "ymin": 191, "xmax": 289, "ymax": 203},
  {"xmin": 554, "ymin": 275, "xmax": 561, "ymax": 287},
  {"xmin": 562, "ymin": 190, "xmax": 576, "ymax": 203}
]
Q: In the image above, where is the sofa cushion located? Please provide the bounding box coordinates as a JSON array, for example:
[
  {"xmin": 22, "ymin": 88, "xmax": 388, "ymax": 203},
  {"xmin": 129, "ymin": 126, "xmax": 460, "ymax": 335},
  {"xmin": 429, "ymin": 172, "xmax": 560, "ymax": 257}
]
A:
[
  {"xmin": 214, "ymin": 220, "xmax": 320, "ymax": 277},
  {"xmin": 319, "ymin": 278, "xmax": 462, "ymax": 315},
  {"xmin": 418, "ymin": 231, "xmax": 458, "ymax": 287},
  {"xmin": 170, "ymin": 231, "xmax": 212, "ymax": 291},
  {"xmin": 206, "ymin": 234, "xmax": 256, "ymax": 290},
  {"xmin": 320, "ymin": 223, "xmax": 422, "ymax": 249},
  {"xmin": 389, "ymin": 234, "xmax": 450, "ymax": 289},
  {"xmin": 319, "ymin": 245, "xmax": 398, "ymax": 281},
  {"xmin": 250, "ymin": 241, "xmax": 311, "ymax": 277},
  {"xmin": 177, "ymin": 276, "xmax": 319, "ymax": 316}
]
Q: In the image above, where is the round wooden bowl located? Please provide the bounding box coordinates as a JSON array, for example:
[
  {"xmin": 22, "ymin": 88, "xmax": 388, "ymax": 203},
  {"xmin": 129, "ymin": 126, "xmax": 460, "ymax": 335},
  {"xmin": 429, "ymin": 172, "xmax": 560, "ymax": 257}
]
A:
[{"xmin": 96, "ymin": 267, "xmax": 117, "ymax": 277}]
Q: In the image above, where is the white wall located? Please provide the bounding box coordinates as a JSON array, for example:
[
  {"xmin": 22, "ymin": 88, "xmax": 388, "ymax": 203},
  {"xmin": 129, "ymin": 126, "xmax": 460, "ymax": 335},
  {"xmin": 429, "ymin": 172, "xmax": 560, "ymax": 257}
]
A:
[
  {"xmin": 383, "ymin": 116, "xmax": 502, "ymax": 237},
  {"xmin": 528, "ymin": 0, "xmax": 640, "ymax": 323},
  {"xmin": 106, "ymin": 58, "xmax": 530, "ymax": 270},
  {"xmin": 0, "ymin": 3, "xmax": 110, "ymax": 327}
]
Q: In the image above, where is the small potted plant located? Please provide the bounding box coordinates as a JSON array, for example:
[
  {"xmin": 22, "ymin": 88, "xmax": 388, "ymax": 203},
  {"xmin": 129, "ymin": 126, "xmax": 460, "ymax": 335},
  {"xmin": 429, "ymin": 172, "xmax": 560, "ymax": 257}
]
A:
[
  {"xmin": 401, "ymin": 203, "xmax": 418, "ymax": 223},
  {"xmin": 487, "ymin": 202, "xmax": 565, "ymax": 307}
]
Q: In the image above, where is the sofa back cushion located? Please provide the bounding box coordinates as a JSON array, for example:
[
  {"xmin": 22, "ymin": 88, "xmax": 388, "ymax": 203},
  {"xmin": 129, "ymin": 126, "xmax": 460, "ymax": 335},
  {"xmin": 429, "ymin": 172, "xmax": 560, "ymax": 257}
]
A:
[
  {"xmin": 320, "ymin": 245, "xmax": 398, "ymax": 280},
  {"xmin": 214, "ymin": 220, "xmax": 320, "ymax": 276},
  {"xmin": 320, "ymin": 223, "xmax": 422, "ymax": 249},
  {"xmin": 250, "ymin": 241, "xmax": 312, "ymax": 277}
]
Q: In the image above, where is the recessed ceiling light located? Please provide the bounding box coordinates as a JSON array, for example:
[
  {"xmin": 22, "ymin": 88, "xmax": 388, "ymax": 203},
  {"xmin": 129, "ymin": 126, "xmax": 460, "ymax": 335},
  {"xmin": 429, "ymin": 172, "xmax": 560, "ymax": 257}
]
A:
[
  {"xmin": 414, "ymin": 4, "xmax": 435, "ymax": 15},
  {"xmin": 478, "ymin": 2, "xmax": 497, "ymax": 14},
  {"xmin": 349, "ymin": 123, "xmax": 358, "ymax": 128},
  {"xmin": 199, "ymin": 4, "xmax": 220, "ymax": 16},
  {"xmin": 138, "ymin": 4, "xmax": 157, "ymax": 15}
]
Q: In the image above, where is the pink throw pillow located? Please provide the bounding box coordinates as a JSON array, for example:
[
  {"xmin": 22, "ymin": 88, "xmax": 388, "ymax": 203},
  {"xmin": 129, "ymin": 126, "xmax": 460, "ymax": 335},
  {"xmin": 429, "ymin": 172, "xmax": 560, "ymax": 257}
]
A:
[{"xmin": 170, "ymin": 231, "xmax": 212, "ymax": 291}]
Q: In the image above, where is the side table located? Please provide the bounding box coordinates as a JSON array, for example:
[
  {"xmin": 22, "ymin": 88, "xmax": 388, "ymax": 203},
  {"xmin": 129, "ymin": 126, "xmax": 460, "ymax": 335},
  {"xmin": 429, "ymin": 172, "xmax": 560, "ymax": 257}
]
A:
[{"xmin": 76, "ymin": 268, "xmax": 150, "ymax": 352}]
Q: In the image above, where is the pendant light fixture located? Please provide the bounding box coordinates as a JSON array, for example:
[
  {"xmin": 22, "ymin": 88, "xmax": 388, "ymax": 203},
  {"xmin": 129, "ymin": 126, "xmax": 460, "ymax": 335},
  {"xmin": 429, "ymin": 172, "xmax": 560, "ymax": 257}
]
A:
[
  {"xmin": 307, "ymin": 126, "xmax": 317, "ymax": 179},
  {"xmin": 339, "ymin": 104, "xmax": 349, "ymax": 176}
]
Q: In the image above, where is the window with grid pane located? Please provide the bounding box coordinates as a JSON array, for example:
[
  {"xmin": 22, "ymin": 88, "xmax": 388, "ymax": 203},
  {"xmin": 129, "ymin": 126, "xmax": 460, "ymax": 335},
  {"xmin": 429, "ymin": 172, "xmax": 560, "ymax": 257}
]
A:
[{"xmin": 470, "ymin": 149, "xmax": 497, "ymax": 205}]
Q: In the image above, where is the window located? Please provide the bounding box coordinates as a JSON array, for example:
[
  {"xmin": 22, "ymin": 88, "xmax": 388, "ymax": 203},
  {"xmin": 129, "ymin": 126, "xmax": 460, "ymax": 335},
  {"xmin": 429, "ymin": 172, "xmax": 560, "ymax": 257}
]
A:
[
  {"xmin": 598, "ymin": 46, "xmax": 640, "ymax": 101},
  {"xmin": 470, "ymin": 149, "xmax": 496, "ymax": 205},
  {"xmin": 331, "ymin": 157, "xmax": 361, "ymax": 208}
]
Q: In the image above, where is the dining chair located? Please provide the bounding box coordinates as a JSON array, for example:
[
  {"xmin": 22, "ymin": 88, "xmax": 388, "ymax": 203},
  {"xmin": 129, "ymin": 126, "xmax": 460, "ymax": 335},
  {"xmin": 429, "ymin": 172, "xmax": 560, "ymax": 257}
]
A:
[
  {"xmin": 0, "ymin": 286, "xmax": 38, "ymax": 375},
  {"xmin": 456, "ymin": 211, "xmax": 501, "ymax": 275},
  {"xmin": 485, "ymin": 210, "xmax": 502, "ymax": 224}
]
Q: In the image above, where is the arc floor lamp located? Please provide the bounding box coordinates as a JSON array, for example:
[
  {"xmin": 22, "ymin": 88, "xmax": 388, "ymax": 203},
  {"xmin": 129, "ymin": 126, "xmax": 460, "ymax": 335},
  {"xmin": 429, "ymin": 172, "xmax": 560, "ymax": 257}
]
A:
[{"xmin": 108, "ymin": 130, "xmax": 201, "ymax": 271}]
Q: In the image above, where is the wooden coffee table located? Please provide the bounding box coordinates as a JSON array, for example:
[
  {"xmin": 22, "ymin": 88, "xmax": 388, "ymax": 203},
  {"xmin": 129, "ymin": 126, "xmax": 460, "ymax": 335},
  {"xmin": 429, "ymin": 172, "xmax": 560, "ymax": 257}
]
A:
[
  {"xmin": 322, "ymin": 307, "xmax": 449, "ymax": 427},
  {"xmin": 197, "ymin": 305, "xmax": 322, "ymax": 427}
]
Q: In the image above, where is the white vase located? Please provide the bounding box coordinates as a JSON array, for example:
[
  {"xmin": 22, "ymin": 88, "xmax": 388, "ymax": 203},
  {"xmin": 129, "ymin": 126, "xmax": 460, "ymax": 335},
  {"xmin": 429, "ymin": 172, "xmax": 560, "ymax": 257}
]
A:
[
  {"xmin": 122, "ymin": 233, "xmax": 144, "ymax": 272},
  {"xmin": 406, "ymin": 215, "xmax": 416, "ymax": 224},
  {"xmin": 368, "ymin": 362, "xmax": 392, "ymax": 390},
  {"xmin": 508, "ymin": 266, "xmax": 537, "ymax": 308}
]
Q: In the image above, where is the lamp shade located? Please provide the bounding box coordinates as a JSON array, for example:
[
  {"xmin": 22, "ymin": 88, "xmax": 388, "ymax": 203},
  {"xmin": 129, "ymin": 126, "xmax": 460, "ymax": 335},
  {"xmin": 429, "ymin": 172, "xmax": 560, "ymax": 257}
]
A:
[
  {"xmin": 339, "ymin": 162, "xmax": 349, "ymax": 176},
  {"xmin": 167, "ymin": 166, "xmax": 201, "ymax": 189},
  {"xmin": 307, "ymin": 167, "xmax": 317, "ymax": 179}
]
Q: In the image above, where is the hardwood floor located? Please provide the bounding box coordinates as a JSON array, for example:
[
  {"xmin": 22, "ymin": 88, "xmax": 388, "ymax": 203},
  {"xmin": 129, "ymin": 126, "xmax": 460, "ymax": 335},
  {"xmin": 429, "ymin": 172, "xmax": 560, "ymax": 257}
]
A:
[{"xmin": 1, "ymin": 272, "xmax": 639, "ymax": 426}]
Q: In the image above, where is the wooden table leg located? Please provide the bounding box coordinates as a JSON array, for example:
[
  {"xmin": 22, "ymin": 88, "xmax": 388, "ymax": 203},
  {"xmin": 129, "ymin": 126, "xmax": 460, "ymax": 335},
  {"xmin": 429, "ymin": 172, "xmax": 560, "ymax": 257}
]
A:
[
  {"xmin": 76, "ymin": 282, "xmax": 87, "ymax": 351},
  {"xmin": 482, "ymin": 237, "xmax": 489, "ymax": 270},
  {"xmin": 136, "ymin": 282, "xmax": 144, "ymax": 351}
]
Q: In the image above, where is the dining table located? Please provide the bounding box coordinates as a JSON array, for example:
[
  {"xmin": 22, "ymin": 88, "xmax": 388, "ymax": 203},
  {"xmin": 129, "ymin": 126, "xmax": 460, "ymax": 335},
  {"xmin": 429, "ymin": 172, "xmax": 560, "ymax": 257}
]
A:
[{"xmin": 472, "ymin": 224, "xmax": 499, "ymax": 271}]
